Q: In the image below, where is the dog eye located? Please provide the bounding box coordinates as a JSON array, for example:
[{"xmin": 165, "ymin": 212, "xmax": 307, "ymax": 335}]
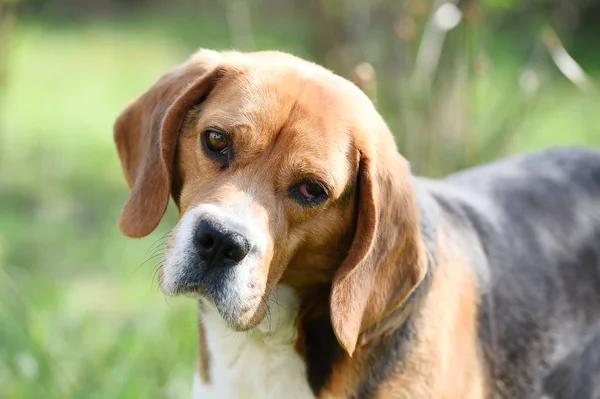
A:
[
  {"xmin": 299, "ymin": 182, "xmax": 324, "ymax": 199},
  {"xmin": 289, "ymin": 180, "xmax": 329, "ymax": 207},
  {"xmin": 206, "ymin": 130, "xmax": 229, "ymax": 153},
  {"xmin": 202, "ymin": 128, "xmax": 231, "ymax": 167}
]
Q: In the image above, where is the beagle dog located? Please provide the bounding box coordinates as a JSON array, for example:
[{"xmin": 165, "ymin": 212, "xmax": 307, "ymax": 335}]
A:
[{"xmin": 113, "ymin": 49, "xmax": 600, "ymax": 399}]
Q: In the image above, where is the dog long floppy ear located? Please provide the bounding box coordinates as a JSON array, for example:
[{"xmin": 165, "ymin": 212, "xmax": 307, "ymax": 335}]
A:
[
  {"xmin": 114, "ymin": 50, "xmax": 223, "ymax": 238},
  {"xmin": 330, "ymin": 139, "xmax": 427, "ymax": 356}
]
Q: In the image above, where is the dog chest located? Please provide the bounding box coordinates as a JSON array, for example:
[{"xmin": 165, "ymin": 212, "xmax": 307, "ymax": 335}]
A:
[{"xmin": 192, "ymin": 286, "xmax": 316, "ymax": 399}]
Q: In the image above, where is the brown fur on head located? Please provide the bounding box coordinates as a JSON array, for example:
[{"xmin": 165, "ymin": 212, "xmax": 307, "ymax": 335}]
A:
[{"xmin": 113, "ymin": 49, "xmax": 427, "ymax": 355}]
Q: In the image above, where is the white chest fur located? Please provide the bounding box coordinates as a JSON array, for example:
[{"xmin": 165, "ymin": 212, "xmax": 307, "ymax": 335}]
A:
[{"xmin": 192, "ymin": 285, "xmax": 316, "ymax": 399}]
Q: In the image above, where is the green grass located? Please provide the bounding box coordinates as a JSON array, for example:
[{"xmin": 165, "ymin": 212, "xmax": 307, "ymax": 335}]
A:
[
  {"xmin": 0, "ymin": 21, "xmax": 196, "ymax": 399},
  {"xmin": 469, "ymin": 35, "xmax": 600, "ymax": 155},
  {"xmin": 0, "ymin": 13, "xmax": 599, "ymax": 398}
]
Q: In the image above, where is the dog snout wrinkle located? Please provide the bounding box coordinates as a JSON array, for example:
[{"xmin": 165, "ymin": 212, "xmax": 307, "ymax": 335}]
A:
[{"xmin": 194, "ymin": 218, "xmax": 251, "ymax": 268}]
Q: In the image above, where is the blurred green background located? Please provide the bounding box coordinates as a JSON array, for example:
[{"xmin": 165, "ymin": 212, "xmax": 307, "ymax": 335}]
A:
[{"xmin": 0, "ymin": 0, "xmax": 598, "ymax": 397}]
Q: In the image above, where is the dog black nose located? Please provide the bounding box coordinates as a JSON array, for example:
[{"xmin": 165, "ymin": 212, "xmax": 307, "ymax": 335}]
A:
[{"xmin": 194, "ymin": 219, "xmax": 250, "ymax": 267}]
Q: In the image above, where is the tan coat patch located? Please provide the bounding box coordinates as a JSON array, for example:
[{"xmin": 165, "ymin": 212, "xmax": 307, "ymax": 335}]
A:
[{"xmin": 374, "ymin": 230, "xmax": 486, "ymax": 399}]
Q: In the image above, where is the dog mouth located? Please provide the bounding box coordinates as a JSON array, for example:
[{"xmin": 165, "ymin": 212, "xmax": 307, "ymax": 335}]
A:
[
  {"xmin": 173, "ymin": 276, "xmax": 267, "ymax": 331},
  {"xmin": 178, "ymin": 282, "xmax": 209, "ymax": 298}
]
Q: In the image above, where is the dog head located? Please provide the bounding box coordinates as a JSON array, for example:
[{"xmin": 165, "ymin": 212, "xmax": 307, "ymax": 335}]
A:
[{"xmin": 114, "ymin": 49, "xmax": 426, "ymax": 355}]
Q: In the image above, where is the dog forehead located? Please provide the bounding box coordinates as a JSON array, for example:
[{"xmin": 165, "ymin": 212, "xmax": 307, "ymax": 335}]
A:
[
  {"xmin": 218, "ymin": 52, "xmax": 366, "ymax": 109},
  {"xmin": 226, "ymin": 63, "xmax": 366, "ymax": 132}
]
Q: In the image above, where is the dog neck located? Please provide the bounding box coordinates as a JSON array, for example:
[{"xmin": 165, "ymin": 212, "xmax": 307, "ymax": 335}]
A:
[{"xmin": 193, "ymin": 285, "xmax": 317, "ymax": 399}]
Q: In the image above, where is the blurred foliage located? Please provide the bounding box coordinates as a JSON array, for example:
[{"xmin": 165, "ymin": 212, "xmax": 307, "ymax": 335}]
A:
[{"xmin": 0, "ymin": 0, "xmax": 599, "ymax": 397}]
